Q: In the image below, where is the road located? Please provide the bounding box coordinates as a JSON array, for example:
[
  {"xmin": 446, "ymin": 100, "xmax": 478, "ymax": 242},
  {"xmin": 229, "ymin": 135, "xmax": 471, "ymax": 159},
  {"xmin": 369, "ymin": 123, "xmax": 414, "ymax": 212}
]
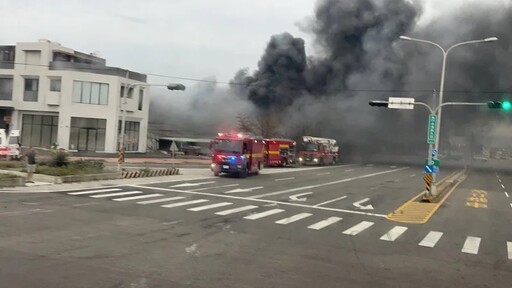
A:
[{"xmin": 1, "ymin": 163, "xmax": 512, "ymax": 287}]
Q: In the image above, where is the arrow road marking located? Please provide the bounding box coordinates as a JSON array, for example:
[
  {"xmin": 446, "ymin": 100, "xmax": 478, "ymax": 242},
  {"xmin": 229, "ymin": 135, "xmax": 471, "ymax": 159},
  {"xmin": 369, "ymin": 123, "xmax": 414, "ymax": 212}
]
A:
[
  {"xmin": 353, "ymin": 198, "xmax": 374, "ymax": 210},
  {"xmin": 224, "ymin": 187, "xmax": 264, "ymax": 194},
  {"xmin": 289, "ymin": 192, "xmax": 313, "ymax": 202},
  {"xmin": 170, "ymin": 181, "xmax": 215, "ymax": 188}
]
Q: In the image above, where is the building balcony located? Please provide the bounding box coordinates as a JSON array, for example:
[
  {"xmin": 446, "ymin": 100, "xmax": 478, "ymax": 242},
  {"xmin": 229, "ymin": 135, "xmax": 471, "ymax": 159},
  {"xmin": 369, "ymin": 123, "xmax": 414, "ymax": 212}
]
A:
[{"xmin": 46, "ymin": 91, "xmax": 60, "ymax": 106}]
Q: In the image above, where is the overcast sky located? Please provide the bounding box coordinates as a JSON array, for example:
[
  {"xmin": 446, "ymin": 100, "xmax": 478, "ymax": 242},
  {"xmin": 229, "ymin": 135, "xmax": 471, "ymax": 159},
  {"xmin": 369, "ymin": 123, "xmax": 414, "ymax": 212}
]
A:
[{"xmin": 1, "ymin": 0, "xmax": 460, "ymax": 88}]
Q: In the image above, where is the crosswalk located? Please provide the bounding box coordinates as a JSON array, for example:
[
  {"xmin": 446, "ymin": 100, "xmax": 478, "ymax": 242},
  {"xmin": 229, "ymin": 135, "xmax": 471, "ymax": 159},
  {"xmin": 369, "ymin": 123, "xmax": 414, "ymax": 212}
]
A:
[{"xmin": 62, "ymin": 187, "xmax": 512, "ymax": 260}]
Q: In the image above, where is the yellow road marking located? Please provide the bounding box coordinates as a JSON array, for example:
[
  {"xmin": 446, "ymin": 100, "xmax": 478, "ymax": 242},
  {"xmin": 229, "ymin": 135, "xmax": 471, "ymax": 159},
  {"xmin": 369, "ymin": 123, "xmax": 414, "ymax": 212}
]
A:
[
  {"xmin": 387, "ymin": 170, "xmax": 466, "ymax": 224},
  {"xmin": 466, "ymin": 189, "xmax": 488, "ymax": 209}
]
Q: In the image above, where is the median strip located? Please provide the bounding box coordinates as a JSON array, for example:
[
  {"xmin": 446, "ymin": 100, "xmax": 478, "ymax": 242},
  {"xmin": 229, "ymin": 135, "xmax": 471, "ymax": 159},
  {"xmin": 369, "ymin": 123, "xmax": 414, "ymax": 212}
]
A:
[{"xmin": 387, "ymin": 170, "xmax": 467, "ymax": 224}]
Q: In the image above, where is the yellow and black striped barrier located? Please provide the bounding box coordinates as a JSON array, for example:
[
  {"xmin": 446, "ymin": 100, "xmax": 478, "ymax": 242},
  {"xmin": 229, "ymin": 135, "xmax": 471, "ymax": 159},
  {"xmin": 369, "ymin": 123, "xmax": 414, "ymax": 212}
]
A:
[{"xmin": 121, "ymin": 168, "xmax": 180, "ymax": 178}]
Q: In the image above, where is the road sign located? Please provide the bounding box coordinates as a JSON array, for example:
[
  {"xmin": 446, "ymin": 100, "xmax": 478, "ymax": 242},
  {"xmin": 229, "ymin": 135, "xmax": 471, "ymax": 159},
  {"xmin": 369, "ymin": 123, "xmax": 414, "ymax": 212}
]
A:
[
  {"xmin": 427, "ymin": 114, "xmax": 437, "ymax": 144},
  {"xmin": 425, "ymin": 159, "xmax": 440, "ymax": 167},
  {"xmin": 388, "ymin": 97, "xmax": 415, "ymax": 109},
  {"xmin": 424, "ymin": 165, "xmax": 434, "ymax": 173},
  {"xmin": 433, "ymin": 166, "xmax": 439, "ymax": 174},
  {"xmin": 170, "ymin": 141, "xmax": 179, "ymax": 152},
  {"xmin": 431, "ymin": 149, "xmax": 438, "ymax": 157}
]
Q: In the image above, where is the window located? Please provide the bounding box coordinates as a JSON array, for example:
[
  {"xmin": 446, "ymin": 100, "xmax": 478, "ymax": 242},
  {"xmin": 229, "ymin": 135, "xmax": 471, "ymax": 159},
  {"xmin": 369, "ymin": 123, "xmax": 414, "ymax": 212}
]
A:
[
  {"xmin": 118, "ymin": 120, "xmax": 140, "ymax": 151},
  {"xmin": 50, "ymin": 78, "xmax": 61, "ymax": 92},
  {"xmin": 24, "ymin": 78, "xmax": 39, "ymax": 102},
  {"xmin": 0, "ymin": 77, "xmax": 13, "ymax": 100},
  {"xmin": 120, "ymin": 86, "xmax": 134, "ymax": 98},
  {"xmin": 21, "ymin": 114, "xmax": 58, "ymax": 148},
  {"xmin": 128, "ymin": 87, "xmax": 134, "ymax": 98},
  {"xmin": 138, "ymin": 89, "xmax": 144, "ymax": 110},
  {"xmin": 69, "ymin": 117, "xmax": 107, "ymax": 151},
  {"xmin": 72, "ymin": 81, "xmax": 109, "ymax": 105}
]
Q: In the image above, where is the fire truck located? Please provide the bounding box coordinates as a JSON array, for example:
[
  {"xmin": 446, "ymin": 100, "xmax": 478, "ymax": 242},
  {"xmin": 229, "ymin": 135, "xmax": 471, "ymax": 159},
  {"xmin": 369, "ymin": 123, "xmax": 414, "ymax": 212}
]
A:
[
  {"xmin": 264, "ymin": 138, "xmax": 296, "ymax": 167},
  {"xmin": 0, "ymin": 129, "xmax": 21, "ymax": 159},
  {"xmin": 297, "ymin": 136, "xmax": 339, "ymax": 166},
  {"xmin": 210, "ymin": 132, "xmax": 265, "ymax": 178}
]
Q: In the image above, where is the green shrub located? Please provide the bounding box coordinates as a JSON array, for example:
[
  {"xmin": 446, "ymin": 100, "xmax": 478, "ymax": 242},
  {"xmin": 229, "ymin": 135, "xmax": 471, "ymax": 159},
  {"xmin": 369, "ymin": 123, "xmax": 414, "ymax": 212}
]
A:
[
  {"xmin": 36, "ymin": 160, "xmax": 104, "ymax": 176},
  {"xmin": 0, "ymin": 161, "xmax": 25, "ymax": 169},
  {"xmin": 51, "ymin": 151, "xmax": 70, "ymax": 167},
  {"xmin": 36, "ymin": 166, "xmax": 76, "ymax": 176},
  {"xmin": 69, "ymin": 160, "xmax": 105, "ymax": 171}
]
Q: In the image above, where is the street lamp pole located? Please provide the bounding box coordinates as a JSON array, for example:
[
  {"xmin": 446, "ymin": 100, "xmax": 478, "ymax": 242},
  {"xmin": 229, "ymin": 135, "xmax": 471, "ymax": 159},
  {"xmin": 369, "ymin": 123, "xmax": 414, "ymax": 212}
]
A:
[
  {"xmin": 399, "ymin": 36, "xmax": 498, "ymax": 199},
  {"xmin": 117, "ymin": 79, "xmax": 186, "ymax": 172}
]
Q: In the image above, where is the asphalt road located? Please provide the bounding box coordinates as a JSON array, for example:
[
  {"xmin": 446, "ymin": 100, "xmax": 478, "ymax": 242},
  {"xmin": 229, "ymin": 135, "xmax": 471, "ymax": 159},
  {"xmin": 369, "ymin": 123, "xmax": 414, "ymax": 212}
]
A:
[{"xmin": 1, "ymin": 163, "xmax": 512, "ymax": 287}]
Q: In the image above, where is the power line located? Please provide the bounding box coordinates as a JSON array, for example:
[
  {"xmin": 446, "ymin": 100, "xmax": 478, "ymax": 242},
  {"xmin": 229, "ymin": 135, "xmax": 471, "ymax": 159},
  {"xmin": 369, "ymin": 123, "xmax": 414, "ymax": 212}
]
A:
[{"xmin": 1, "ymin": 60, "xmax": 512, "ymax": 94}]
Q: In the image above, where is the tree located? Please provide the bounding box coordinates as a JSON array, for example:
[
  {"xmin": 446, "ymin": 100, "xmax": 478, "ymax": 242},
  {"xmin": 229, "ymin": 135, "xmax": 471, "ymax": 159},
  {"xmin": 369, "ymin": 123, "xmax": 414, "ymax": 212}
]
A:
[{"xmin": 236, "ymin": 113, "xmax": 256, "ymax": 134}]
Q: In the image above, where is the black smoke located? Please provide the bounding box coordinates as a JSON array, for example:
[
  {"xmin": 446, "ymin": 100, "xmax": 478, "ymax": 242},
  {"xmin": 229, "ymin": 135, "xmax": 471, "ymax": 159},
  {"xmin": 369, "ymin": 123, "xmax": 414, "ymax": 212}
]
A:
[{"xmin": 233, "ymin": 0, "xmax": 512, "ymax": 161}]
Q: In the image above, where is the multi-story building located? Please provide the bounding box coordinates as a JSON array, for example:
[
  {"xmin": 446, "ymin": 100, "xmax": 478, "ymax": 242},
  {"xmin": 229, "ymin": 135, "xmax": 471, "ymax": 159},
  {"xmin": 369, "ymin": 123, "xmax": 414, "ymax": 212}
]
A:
[{"xmin": 0, "ymin": 39, "xmax": 150, "ymax": 153}]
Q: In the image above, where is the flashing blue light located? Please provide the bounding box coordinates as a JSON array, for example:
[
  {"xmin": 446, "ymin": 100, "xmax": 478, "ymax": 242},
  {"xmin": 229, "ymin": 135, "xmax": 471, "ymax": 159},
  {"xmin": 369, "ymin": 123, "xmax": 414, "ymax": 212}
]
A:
[{"xmin": 229, "ymin": 156, "xmax": 237, "ymax": 163}]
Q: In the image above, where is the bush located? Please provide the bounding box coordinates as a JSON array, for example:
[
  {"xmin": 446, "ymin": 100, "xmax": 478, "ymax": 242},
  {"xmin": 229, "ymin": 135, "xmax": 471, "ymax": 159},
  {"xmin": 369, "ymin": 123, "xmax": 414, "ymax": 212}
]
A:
[
  {"xmin": 52, "ymin": 151, "xmax": 70, "ymax": 167},
  {"xmin": 0, "ymin": 161, "xmax": 25, "ymax": 170},
  {"xmin": 35, "ymin": 160, "xmax": 104, "ymax": 176}
]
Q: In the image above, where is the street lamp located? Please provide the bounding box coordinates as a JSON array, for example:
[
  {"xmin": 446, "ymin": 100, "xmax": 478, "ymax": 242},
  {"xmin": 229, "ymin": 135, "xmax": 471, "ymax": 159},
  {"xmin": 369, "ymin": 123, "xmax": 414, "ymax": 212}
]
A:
[
  {"xmin": 118, "ymin": 82, "xmax": 186, "ymax": 171},
  {"xmin": 399, "ymin": 35, "xmax": 498, "ymax": 198}
]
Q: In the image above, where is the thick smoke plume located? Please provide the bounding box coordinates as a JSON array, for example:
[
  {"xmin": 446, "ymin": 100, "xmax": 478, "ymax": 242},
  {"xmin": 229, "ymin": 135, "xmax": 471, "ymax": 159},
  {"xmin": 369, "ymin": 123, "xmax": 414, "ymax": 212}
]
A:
[{"xmin": 152, "ymin": 0, "xmax": 512, "ymax": 161}]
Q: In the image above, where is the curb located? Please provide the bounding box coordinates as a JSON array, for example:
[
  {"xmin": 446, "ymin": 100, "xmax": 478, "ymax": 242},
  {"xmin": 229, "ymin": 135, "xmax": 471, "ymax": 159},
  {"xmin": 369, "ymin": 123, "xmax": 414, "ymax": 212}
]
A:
[{"xmin": 121, "ymin": 168, "xmax": 180, "ymax": 179}]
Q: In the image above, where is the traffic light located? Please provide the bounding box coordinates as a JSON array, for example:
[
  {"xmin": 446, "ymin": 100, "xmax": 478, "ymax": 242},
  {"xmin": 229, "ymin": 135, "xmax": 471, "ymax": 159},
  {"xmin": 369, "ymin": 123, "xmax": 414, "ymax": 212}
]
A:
[
  {"xmin": 488, "ymin": 100, "xmax": 512, "ymax": 111},
  {"xmin": 369, "ymin": 101, "xmax": 389, "ymax": 107}
]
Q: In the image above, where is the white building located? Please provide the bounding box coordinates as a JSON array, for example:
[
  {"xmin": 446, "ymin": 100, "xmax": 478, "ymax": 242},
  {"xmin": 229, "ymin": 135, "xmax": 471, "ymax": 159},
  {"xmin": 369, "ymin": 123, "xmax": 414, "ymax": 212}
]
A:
[{"xmin": 0, "ymin": 39, "xmax": 150, "ymax": 153}]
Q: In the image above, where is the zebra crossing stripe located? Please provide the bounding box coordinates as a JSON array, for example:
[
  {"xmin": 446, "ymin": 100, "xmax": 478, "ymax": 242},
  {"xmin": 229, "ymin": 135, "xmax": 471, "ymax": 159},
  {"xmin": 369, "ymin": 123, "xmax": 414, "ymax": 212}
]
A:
[
  {"xmin": 161, "ymin": 199, "xmax": 209, "ymax": 208},
  {"xmin": 187, "ymin": 202, "xmax": 233, "ymax": 211},
  {"xmin": 215, "ymin": 205, "xmax": 259, "ymax": 216},
  {"xmin": 342, "ymin": 221, "xmax": 374, "ymax": 235},
  {"xmin": 68, "ymin": 188, "xmax": 122, "ymax": 195},
  {"xmin": 112, "ymin": 194, "xmax": 163, "ymax": 201},
  {"xmin": 307, "ymin": 217, "xmax": 342, "ymax": 230},
  {"xmin": 244, "ymin": 209, "xmax": 285, "ymax": 220},
  {"xmin": 380, "ymin": 226, "xmax": 408, "ymax": 241},
  {"xmin": 462, "ymin": 236, "xmax": 481, "ymax": 254},
  {"xmin": 136, "ymin": 196, "xmax": 185, "ymax": 205},
  {"xmin": 419, "ymin": 231, "xmax": 443, "ymax": 248},
  {"xmin": 507, "ymin": 242, "xmax": 512, "ymax": 260},
  {"xmin": 91, "ymin": 191, "xmax": 142, "ymax": 198},
  {"xmin": 275, "ymin": 213, "xmax": 312, "ymax": 224}
]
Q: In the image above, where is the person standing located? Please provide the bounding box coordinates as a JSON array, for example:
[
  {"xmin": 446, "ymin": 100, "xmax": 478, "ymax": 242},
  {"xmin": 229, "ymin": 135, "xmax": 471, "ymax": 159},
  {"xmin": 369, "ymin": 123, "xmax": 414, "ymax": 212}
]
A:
[{"xmin": 25, "ymin": 147, "xmax": 36, "ymax": 183}]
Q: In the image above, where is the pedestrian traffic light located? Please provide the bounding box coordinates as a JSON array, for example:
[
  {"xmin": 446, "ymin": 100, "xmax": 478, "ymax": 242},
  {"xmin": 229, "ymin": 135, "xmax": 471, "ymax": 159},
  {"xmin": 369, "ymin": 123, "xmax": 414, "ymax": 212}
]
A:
[
  {"xmin": 369, "ymin": 101, "xmax": 389, "ymax": 107},
  {"xmin": 488, "ymin": 100, "xmax": 512, "ymax": 111}
]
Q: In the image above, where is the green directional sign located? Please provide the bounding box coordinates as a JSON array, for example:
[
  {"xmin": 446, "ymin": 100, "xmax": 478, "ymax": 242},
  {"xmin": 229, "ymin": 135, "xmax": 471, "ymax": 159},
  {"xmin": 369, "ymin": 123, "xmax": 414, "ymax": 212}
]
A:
[
  {"xmin": 427, "ymin": 114, "xmax": 437, "ymax": 144},
  {"xmin": 425, "ymin": 159, "xmax": 440, "ymax": 167}
]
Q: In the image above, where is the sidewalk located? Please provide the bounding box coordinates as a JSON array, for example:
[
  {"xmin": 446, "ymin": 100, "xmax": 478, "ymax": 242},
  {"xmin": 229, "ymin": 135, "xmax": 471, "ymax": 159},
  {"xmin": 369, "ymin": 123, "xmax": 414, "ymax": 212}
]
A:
[
  {"xmin": 69, "ymin": 156, "xmax": 211, "ymax": 165},
  {"xmin": 0, "ymin": 168, "xmax": 213, "ymax": 193}
]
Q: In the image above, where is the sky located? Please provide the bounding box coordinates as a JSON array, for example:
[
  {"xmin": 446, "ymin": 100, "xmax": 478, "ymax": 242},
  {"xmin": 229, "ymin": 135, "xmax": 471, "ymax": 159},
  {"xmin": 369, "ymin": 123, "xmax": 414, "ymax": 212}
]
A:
[{"xmin": 1, "ymin": 0, "xmax": 455, "ymax": 89}]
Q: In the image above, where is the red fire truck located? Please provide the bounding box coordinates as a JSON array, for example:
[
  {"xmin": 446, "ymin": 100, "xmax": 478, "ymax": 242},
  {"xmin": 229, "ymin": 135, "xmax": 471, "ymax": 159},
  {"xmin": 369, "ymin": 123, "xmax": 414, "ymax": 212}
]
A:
[
  {"xmin": 264, "ymin": 138, "xmax": 296, "ymax": 167},
  {"xmin": 210, "ymin": 132, "xmax": 265, "ymax": 178},
  {"xmin": 297, "ymin": 136, "xmax": 339, "ymax": 166}
]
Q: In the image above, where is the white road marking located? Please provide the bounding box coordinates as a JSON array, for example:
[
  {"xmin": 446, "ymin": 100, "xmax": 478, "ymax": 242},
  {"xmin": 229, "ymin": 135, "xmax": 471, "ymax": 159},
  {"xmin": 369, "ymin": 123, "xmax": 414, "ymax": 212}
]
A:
[
  {"xmin": 161, "ymin": 220, "xmax": 184, "ymax": 225},
  {"xmin": 499, "ymin": 179, "xmax": 502, "ymax": 183},
  {"xmin": 162, "ymin": 199, "xmax": 209, "ymax": 208},
  {"xmin": 250, "ymin": 167, "xmax": 409, "ymax": 199},
  {"xmin": 275, "ymin": 213, "xmax": 312, "ymax": 224},
  {"xmin": 244, "ymin": 209, "xmax": 285, "ymax": 220},
  {"xmin": 187, "ymin": 202, "xmax": 232, "ymax": 211},
  {"xmin": 68, "ymin": 188, "xmax": 122, "ymax": 195},
  {"xmin": 510, "ymin": 203, "xmax": 512, "ymax": 209},
  {"xmin": 275, "ymin": 177, "xmax": 295, "ymax": 182},
  {"xmin": 317, "ymin": 172, "xmax": 331, "ymax": 176},
  {"xmin": 130, "ymin": 185, "xmax": 388, "ymax": 217},
  {"xmin": 225, "ymin": 187, "xmax": 264, "ymax": 194},
  {"xmin": 419, "ymin": 231, "xmax": 443, "ymax": 248},
  {"xmin": 215, "ymin": 205, "xmax": 259, "ymax": 215},
  {"xmin": 342, "ymin": 221, "xmax": 374, "ymax": 235},
  {"xmin": 410, "ymin": 174, "xmax": 416, "ymax": 177},
  {"xmin": 112, "ymin": 194, "xmax": 163, "ymax": 201},
  {"xmin": 390, "ymin": 165, "xmax": 397, "ymax": 168},
  {"xmin": 352, "ymin": 198, "xmax": 374, "ymax": 210},
  {"xmin": 505, "ymin": 192, "xmax": 509, "ymax": 198},
  {"xmin": 314, "ymin": 196, "xmax": 347, "ymax": 207},
  {"xmin": 0, "ymin": 209, "xmax": 53, "ymax": 216},
  {"xmin": 91, "ymin": 191, "xmax": 142, "ymax": 198},
  {"xmin": 307, "ymin": 217, "xmax": 342, "ymax": 230},
  {"xmin": 72, "ymin": 202, "xmax": 100, "ymax": 207},
  {"xmin": 380, "ymin": 226, "xmax": 408, "ymax": 241},
  {"xmin": 502, "ymin": 184, "xmax": 506, "ymax": 189},
  {"xmin": 507, "ymin": 242, "xmax": 512, "ymax": 260},
  {"xmin": 136, "ymin": 196, "xmax": 185, "ymax": 204},
  {"xmin": 170, "ymin": 181, "xmax": 215, "ymax": 188},
  {"xmin": 345, "ymin": 169, "xmax": 354, "ymax": 172},
  {"xmin": 462, "ymin": 236, "xmax": 481, "ymax": 254},
  {"xmin": 191, "ymin": 184, "xmax": 239, "ymax": 191},
  {"xmin": 289, "ymin": 192, "xmax": 313, "ymax": 202}
]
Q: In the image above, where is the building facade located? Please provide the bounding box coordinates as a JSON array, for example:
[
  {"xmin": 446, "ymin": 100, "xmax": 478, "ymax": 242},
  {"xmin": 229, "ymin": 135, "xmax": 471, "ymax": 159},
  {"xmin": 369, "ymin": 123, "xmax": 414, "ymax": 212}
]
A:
[{"xmin": 0, "ymin": 39, "xmax": 150, "ymax": 153}]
